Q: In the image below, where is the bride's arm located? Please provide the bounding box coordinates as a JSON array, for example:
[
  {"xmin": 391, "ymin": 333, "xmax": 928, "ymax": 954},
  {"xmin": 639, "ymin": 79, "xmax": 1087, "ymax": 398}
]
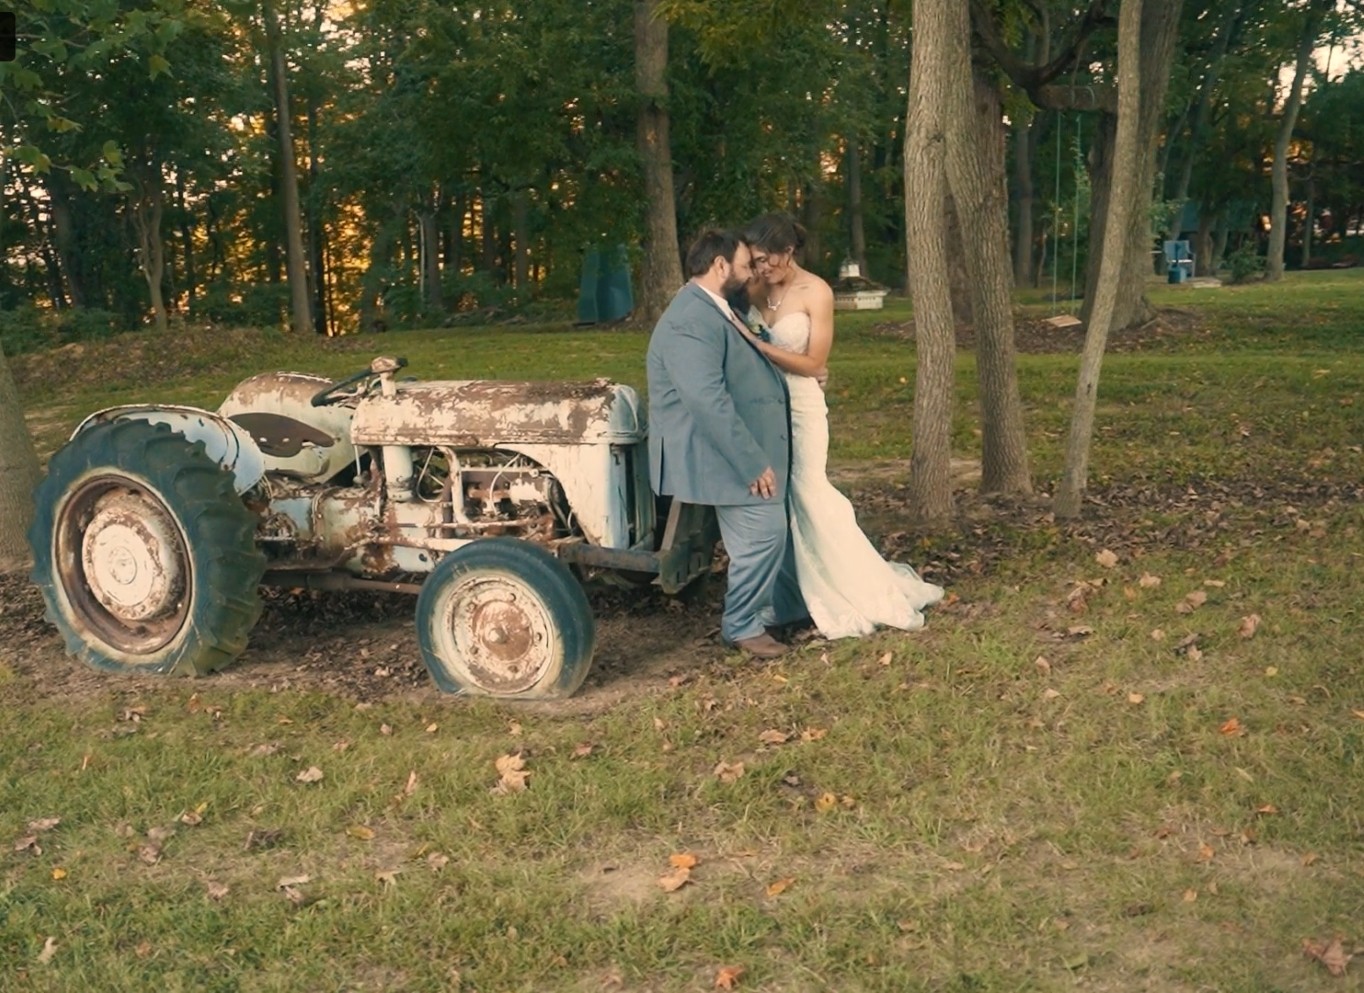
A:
[{"xmin": 752, "ymin": 282, "xmax": 834, "ymax": 380}]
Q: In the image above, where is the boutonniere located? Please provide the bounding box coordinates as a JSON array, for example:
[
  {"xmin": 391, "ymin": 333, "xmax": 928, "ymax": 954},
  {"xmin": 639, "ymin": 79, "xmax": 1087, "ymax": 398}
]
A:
[{"xmin": 739, "ymin": 308, "xmax": 772, "ymax": 343}]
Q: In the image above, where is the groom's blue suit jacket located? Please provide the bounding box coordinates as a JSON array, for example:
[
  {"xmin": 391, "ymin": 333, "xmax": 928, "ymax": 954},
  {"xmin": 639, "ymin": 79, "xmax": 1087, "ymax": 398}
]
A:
[{"xmin": 646, "ymin": 282, "xmax": 791, "ymax": 506}]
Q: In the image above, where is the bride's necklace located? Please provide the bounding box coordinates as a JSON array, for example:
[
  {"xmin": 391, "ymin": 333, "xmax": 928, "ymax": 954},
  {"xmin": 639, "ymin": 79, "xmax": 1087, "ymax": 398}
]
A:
[{"xmin": 765, "ymin": 279, "xmax": 793, "ymax": 312}]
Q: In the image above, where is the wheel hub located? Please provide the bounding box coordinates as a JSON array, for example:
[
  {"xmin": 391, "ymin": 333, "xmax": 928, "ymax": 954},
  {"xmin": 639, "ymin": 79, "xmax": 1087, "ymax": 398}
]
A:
[
  {"xmin": 450, "ymin": 581, "xmax": 550, "ymax": 693},
  {"xmin": 81, "ymin": 491, "xmax": 186, "ymax": 622}
]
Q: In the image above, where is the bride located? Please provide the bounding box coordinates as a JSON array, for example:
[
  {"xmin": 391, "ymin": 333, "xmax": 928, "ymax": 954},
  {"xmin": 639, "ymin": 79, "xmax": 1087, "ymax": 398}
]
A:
[{"xmin": 739, "ymin": 213, "xmax": 944, "ymax": 640}]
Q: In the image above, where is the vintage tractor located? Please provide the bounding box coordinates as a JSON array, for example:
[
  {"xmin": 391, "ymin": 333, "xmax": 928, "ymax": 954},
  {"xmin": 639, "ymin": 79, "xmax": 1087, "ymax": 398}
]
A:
[{"xmin": 28, "ymin": 356, "xmax": 718, "ymax": 699}]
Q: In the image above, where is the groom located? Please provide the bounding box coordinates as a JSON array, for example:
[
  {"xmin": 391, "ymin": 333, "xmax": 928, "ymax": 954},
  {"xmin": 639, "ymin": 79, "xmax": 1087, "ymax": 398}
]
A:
[{"xmin": 646, "ymin": 229, "xmax": 804, "ymax": 659}]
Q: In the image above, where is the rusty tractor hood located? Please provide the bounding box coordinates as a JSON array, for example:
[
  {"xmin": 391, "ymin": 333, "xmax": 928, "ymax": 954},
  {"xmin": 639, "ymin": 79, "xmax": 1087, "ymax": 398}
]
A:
[{"xmin": 350, "ymin": 379, "xmax": 645, "ymax": 447}]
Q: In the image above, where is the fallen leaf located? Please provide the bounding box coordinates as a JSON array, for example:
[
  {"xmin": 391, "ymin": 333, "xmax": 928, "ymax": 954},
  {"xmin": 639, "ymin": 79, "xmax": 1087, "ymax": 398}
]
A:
[
  {"xmin": 180, "ymin": 810, "xmax": 203, "ymax": 827},
  {"xmin": 426, "ymin": 852, "xmax": 450, "ymax": 872},
  {"xmin": 1138, "ymin": 573, "xmax": 1162, "ymax": 588},
  {"xmin": 380, "ymin": 723, "xmax": 393, "ymax": 736},
  {"xmin": 138, "ymin": 843, "xmax": 162, "ymax": 865},
  {"xmin": 51, "ymin": 867, "xmax": 67, "ymax": 880},
  {"xmin": 375, "ymin": 868, "xmax": 401, "ymax": 887},
  {"xmin": 1150, "ymin": 628, "xmax": 1165, "ymax": 641},
  {"xmin": 1265, "ymin": 666, "xmax": 1279, "ymax": 677},
  {"xmin": 1095, "ymin": 549, "xmax": 1119, "ymax": 569},
  {"xmin": 571, "ymin": 743, "xmax": 595, "ymax": 759},
  {"xmin": 1182, "ymin": 888, "xmax": 1198, "ymax": 903},
  {"xmin": 276, "ymin": 874, "xmax": 311, "ymax": 889},
  {"xmin": 765, "ymin": 877, "xmax": 795, "ymax": 897},
  {"xmin": 1219, "ymin": 717, "xmax": 1243, "ymax": 736},
  {"xmin": 347, "ymin": 825, "xmax": 376, "ymax": 841},
  {"xmin": 36, "ymin": 937, "xmax": 57, "ymax": 965},
  {"xmin": 493, "ymin": 753, "xmax": 530, "ymax": 794},
  {"xmin": 1256, "ymin": 804, "xmax": 1279, "ymax": 815},
  {"xmin": 295, "ymin": 766, "xmax": 324, "ymax": 784},
  {"xmin": 1303, "ymin": 935, "xmax": 1354, "ymax": 977},
  {"xmin": 425, "ymin": 723, "xmax": 439, "ymax": 734},
  {"xmin": 1302, "ymin": 852, "xmax": 1320, "ymax": 866},
  {"xmin": 1066, "ymin": 625, "xmax": 1093, "ymax": 638},
  {"xmin": 1042, "ymin": 687, "xmax": 1062, "ymax": 700},
  {"xmin": 204, "ymin": 880, "xmax": 229, "ymax": 901},
  {"xmin": 14, "ymin": 836, "xmax": 39, "ymax": 855},
  {"xmin": 758, "ymin": 729, "xmax": 790, "ymax": 746},
  {"xmin": 800, "ymin": 727, "xmax": 828, "ymax": 742},
  {"xmin": 714, "ymin": 964, "xmax": 746, "ymax": 990},
  {"xmin": 27, "ymin": 817, "xmax": 60, "ymax": 833},
  {"xmin": 877, "ymin": 651, "xmax": 893, "ymax": 667},
  {"xmin": 1187, "ymin": 645, "xmax": 1204, "ymax": 663},
  {"xmin": 249, "ymin": 742, "xmax": 280, "ymax": 757},
  {"xmin": 1128, "ymin": 692, "xmax": 1145, "ymax": 705},
  {"xmin": 1176, "ymin": 590, "xmax": 1209, "ymax": 614},
  {"xmin": 815, "ymin": 792, "xmax": 838, "ymax": 813},
  {"xmin": 403, "ymin": 770, "xmax": 419, "ymax": 796},
  {"xmin": 1203, "ymin": 579, "xmax": 1226, "ymax": 589},
  {"xmin": 1237, "ymin": 614, "xmax": 1261, "ymax": 639},
  {"xmin": 1351, "ymin": 710, "xmax": 1364, "ymax": 721},
  {"xmin": 657, "ymin": 866, "xmax": 691, "ymax": 892},
  {"xmin": 1034, "ymin": 655, "xmax": 1052, "ymax": 675},
  {"xmin": 669, "ymin": 852, "xmax": 699, "ymax": 870},
  {"xmin": 1198, "ymin": 842, "xmax": 1215, "ymax": 862},
  {"xmin": 507, "ymin": 721, "xmax": 522, "ymax": 737},
  {"xmin": 713, "ymin": 761, "xmax": 746, "ymax": 784}
]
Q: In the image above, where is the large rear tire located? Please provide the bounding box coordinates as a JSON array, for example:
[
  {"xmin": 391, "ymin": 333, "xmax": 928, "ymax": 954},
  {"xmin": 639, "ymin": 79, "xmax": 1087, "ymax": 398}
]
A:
[
  {"xmin": 416, "ymin": 539, "xmax": 595, "ymax": 699},
  {"xmin": 29, "ymin": 419, "xmax": 265, "ymax": 676}
]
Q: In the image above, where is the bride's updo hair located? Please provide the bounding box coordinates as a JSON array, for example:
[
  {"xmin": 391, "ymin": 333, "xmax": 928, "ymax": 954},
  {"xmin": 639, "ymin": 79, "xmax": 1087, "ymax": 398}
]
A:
[{"xmin": 743, "ymin": 212, "xmax": 807, "ymax": 259}]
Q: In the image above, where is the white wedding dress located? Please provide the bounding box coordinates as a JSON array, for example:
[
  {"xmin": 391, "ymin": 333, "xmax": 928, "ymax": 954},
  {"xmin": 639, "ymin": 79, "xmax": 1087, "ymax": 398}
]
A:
[{"xmin": 766, "ymin": 312, "xmax": 945, "ymax": 639}]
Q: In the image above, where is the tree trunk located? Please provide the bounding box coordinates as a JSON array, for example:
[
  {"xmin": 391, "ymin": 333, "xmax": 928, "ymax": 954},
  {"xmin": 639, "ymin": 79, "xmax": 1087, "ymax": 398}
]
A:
[
  {"xmin": 1080, "ymin": 0, "xmax": 1182, "ymax": 332},
  {"xmin": 946, "ymin": 52, "xmax": 1032, "ymax": 496},
  {"xmin": 1267, "ymin": 0, "xmax": 1328, "ymax": 281},
  {"xmin": 634, "ymin": 0, "xmax": 684, "ymax": 322},
  {"xmin": 1011, "ymin": 116, "xmax": 1036, "ymax": 287},
  {"xmin": 944, "ymin": 193, "xmax": 973, "ymax": 325},
  {"xmin": 0, "ymin": 343, "xmax": 41, "ymax": 573},
  {"xmin": 903, "ymin": 0, "xmax": 958, "ymax": 524},
  {"xmin": 1301, "ymin": 177, "xmax": 1314, "ymax": 269},
  {"xmin": 419, "ymin": 205, "xmax": 444, "ymax": 312},
  {"xmin": 512, "ymin": 191, "xmax": 531, "ymax": 293},
  {"xmin": 847, "ymin": 140, "xmax": 868, "ymax": 276},
  {"xmin": 175, "ymin": 168, "xmax": 196, "ymax": 311},
  {"xmin": 1055, "ymin": 0, "xmax": 1143, "ymax": 519},
  {"xmin": 47, "ymin": 177, "xmax": 85, "ymax": 308},
  {"xmin": 131, "ymin": 162, "xmax": 168, "ymax": 333},
  {"xmin": 264, "ymin": 0, "xmax": 314, "ymax": 332},
  {"xmin": 359, "ymin": 211, "xmax": 401, "ymax": 332}
]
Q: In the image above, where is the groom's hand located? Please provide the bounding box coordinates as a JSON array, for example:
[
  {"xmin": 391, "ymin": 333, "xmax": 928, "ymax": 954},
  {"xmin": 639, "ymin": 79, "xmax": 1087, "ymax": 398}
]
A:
[{"xmin": 749, "ymin": 466, "xmax": 777, "ymax": 499}]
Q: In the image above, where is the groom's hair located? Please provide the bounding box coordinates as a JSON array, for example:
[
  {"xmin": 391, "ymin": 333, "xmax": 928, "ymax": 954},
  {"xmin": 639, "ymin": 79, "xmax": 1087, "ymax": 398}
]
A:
[{"xmin": 685, "ymin": 228, "xmax": 742, "ymax": 277}]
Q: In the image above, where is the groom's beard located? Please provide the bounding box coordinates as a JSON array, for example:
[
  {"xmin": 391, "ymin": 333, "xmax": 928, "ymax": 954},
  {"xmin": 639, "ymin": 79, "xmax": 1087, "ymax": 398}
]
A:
[
  {"xmin": 721, "ymin": 272, "xmax": 748, "ymax": 298},
  {"xmin": 725, "ymin": 284, "xmax": 751, "ymax": 314}
]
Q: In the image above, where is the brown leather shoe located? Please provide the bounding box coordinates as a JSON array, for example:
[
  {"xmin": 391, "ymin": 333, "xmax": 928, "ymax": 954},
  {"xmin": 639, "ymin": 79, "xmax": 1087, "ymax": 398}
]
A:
[{"xmin": 729, "ymin": 633, "xmax": 788, "ymax": 659}]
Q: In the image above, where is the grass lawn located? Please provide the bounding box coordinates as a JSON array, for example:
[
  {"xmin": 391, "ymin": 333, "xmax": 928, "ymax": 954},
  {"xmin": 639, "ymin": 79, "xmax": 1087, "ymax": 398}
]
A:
[{"xmin": 2, "ymin": 270, "xmax": 1363, "ymax": 992}]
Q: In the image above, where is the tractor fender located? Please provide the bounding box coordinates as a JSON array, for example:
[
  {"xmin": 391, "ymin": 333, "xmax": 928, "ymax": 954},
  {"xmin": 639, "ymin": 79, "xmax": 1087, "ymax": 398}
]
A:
[{"xmin": 71, "ymin": 405, "xmax": 266, "ymax": 494}]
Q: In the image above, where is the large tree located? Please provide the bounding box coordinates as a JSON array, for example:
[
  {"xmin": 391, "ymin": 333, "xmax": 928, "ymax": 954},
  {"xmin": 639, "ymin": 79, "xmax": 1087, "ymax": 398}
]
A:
[
  {"xmin": 903, "ymin": 0, "xmax": 959, "ymax": 524},
  {"xmin": 1054, "ymin": 0, "xmax": 1143, "ymax": 518},
  {"xmin": 634, "ymin": 0, "xmax": 684, "ymax": 321},
  {"xmin": 1266, "ymin": 0, "xmax": 1333, "ymax": 281}
]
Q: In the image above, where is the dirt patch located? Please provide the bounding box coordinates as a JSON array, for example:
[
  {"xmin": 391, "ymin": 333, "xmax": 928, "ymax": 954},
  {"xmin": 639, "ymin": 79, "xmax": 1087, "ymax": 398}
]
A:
[
  {"xmin": 873, "ymin": 307, "xmax": 1211, "ymax": 354},
  {"xmin": 0, "ymin": 571, "xmax": 736, "ymax": 712}
]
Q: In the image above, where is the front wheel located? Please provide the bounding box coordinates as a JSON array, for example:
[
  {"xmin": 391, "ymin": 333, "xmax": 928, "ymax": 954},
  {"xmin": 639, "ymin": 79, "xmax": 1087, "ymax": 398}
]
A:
[
  {"xmin": 29, "ymin": 419, "xmax": 265, "ymax": 676},
  {"xmin": 416, "ymin": 539, "xmax": 595, "ymax": 699}
]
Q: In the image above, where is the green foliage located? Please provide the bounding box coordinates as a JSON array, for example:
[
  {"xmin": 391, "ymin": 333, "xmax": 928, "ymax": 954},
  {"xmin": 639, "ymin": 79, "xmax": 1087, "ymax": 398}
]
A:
[{"xmin": 1224, "ymin": 242, "xmax": 1265, "ymax": 284}]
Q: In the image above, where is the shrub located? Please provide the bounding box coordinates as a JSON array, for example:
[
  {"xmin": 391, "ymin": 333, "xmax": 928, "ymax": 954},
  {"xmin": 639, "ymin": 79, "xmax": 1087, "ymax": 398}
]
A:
[{"xmin": 1226, "ymin": 243, "xmax": 1266, "ymax": 284}]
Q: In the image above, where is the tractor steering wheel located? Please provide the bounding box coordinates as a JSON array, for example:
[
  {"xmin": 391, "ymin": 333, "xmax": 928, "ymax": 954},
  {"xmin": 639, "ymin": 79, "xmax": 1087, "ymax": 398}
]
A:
[{"xmin": 309, "ymin": 357, "xmax": 408, "ymax": 407}]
